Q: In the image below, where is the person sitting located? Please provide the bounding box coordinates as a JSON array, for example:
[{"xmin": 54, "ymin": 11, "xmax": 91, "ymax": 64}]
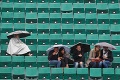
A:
[
  {"xmin": 99, "ymin": 46, "xmax": 113, "ymax": 68},
  {"xmin": 58, "ymin": 47, "xmax": 74, "ymax": 68},
  {"xmin": 87, "ymin": 45, "xmax": 101, "ymax": 68},
  {"xmin": 7, "ymin": 34, "xmax": 32, "ymax": 56},
  {"xmin": 48, "ymin": 47, "xmax": 61, "ymax": 67},
  {"xmin": 72, "ymin": 45, "xmax": 85, "ymax": 68}
]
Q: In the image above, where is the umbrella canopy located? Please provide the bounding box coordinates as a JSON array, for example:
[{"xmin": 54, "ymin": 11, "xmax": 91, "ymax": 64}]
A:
[
  {"xmin": 70, "ymin": 42, "xmax": 90, "ymax": 53},
  {"xmin": 7, "ymin": 30, "xmax": 30, "ymax": 39},
  {"xmin": 46, "ymin": 44, "xmax": 70, "ymax": 54},
  {"xmin": 95, "ymin": 42, "xmax": 116, "ymax": 50}
]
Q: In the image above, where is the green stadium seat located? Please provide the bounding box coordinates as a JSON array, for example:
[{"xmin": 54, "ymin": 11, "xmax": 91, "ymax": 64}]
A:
[
  {"xmin": 49, "ymin": 0, "xmax": 60, "ymax": 3},
  {"xmin": 109, "ymin": 3, "xmax": 119, "ymax": 14},
  {"xmin": 62, "ymin": 34, "xmax": 74, "ymax": 45},
  {"xmin": 99, "ymin": 34, "xmax": 111, "ymax": 43},
  {"xmin": 25, "ymin": 24, "xmax": 37, "ymax": 33},
  {"xmin": 49, "ymin": 34, "xmax": 62, "ymax": 45},
  {"xmin": 38, "ymin": 67, "xmax": 50, "ymax": 80},
  {"xmin": 2, "ymin": 12, "xmax": 13, "ymax": 18},
  {"xmin": 77, "ymin": 68, "xmax": 88, "ymax": 80},
  {"xmin": 86, "ymin": 24, "xmax": 98, "ymax": 34},
  {"xmin": 74, "ymin": 13, "xmax": 85, "ymax": 24},
  {"xmin": 103, "ymin": 68, "xmax": 115, "ymax": 80},
  {"xmin": 98, "ymin": 14, "xmax": 109, "ymax": 24},
  {"xmin": 84, "ymin": 0, "xmax": 95, "ymax": 3},
  {"xmin": 110, "ymin": 14, "xmax": 120, "ymax": 24},
  {"xmin": 13, "ymin": 67, "xmax": 25, "ymax": 79},
  {"xmin": 74, "ymin": 24, "xmax": 86, "ymax": 34},
  {"xmin": 115, "ymin": 68, "xmax": 120, "ymax": 80},
  {"xmin": 50, "ymin": 24, "xmax": 61, "ymax": 34},
  {"xmin": 12, "ymin": 56, "xmax": 24, "ymax": 67},
  {"xmin": 26, "ymin": 0, "xmax": 37, "ymax": 3},
  {"xmin": 85, "ymin": 3, "xmax": 96, "ymax": 13},
  {"xmin": 62, "ymin": 13, "xmax": 73, "ymax": 24},
  {"xmin": 112, "ymin": 57, "xmax": 120, "ymax": 68},
  {"xmin": 87, "ymin": 34, "xmax": 99, "ymax": 45},
  {"xmin": 49, "ymin": 3, "xmax": 61, "ymax": 13},
  {"xmin": 38, "ymin": 13, "xmax": 49, "ymax": 23},
  {"xmin": 26, "ymin": 3, "xmax": 37, "ymax": 13},
  {"xmin": 38, "ymin": 0, "xmax": 49, "ymax": 3},
  {"xmin": 38, "ymin": 3, "xmax": 49, "ymax": 13},
  {"xmin": 0, "ymin": 67, "xmax": 12, "ymax": 79},
  {"xmin": 2, "ymin": 0, "xmax": 14, "ymax": 2},
  {"xmin": 25, "ymin": 56, "xmax": 37, "ymax": 67},
  {"xmin": 0, "ymin": 56, "xmax": 11, "ymax": 67},
  {"xmin": 73, "ymin": 0, "xmax": 84, "ymax": 3},
  {"xmin": 61, "ymin": 3, "xmax": 72, "ymax": 12},
  {"xmin": 26, "ymin": 67, "xmax": 38, "ymax": 79},
  {"xmin": 13, "ymin": 13, "xmax": 25, "ymax": 23},
  {"xmin": 38, "ymin": 45, "xmax": 50, "ymax": 56},
  {"xmin": 111, "ymin": 35, "xmax": 120, "ymax": 46},
  {"xmin": 110, "ymin": 25, "xmax": 120, "ymax": 34},
  {"xmin": 50, "ymin": 13, "xmax": 61, "ymax": 24},
  {"xmin": 109, "ymin": 0, "xmax": 119, "ymax": 3},
  {"xmin": 1, "ymin": 23, "xmax": 13, "ymax": 33},
  {"xmin": 1, "ymin": 34, "xmax": 9, "ymax": 45},
  {"xmin": 38, "ymin": 24, "xmax": 49, "ymax": 34},
  {"xmin": 14, "ymin": 23, "xmax": 25, "ymax": 31},
  {"xmin": 28, "ymin": 45, "xmax": 37, "ymax": 56},
  {"xmin": 73, "ymin": 3, "xmax": 84, "ymax": 13},
  {"xmin": 1, "ymin": 2, "xmax": 13, "ymax": 12},
  {"xmin": 1, "ymin": 44, "xmax": 8, "ymax": 56},
  {"xmin": 90, "ymin": 68, "xmax": 102, "ymax": 79},
  {"xmin": 61, "ymin": 0, "xmax": 73, "ymax": 3},
  {"xmin": 97, "ymin": 3, "xmax": 108, "ymax": 13},
  {"xmin": 96, "ymin": 0, "xmax": 108, "ymax": 3},
  {"xmin": 62, "ymin": 24, "xmax": 73, "ymax": 34},
  {"xmin": 38, "ymin": 34, "xmax": 49, "ymax": 45},
  {"xmin": 14, "ymin": 3, "xmax": 25, "ymax": 12},
  {"xmin": 26, "ymin": 33, "xmax": 37, "ymax": 45},
  {"xmin": 14, "ymin": 0, "xmax": 25, "ymax": 3},
  {"xmin": 64, "ymin": 68, "xmax": 76, "ymax": 80},
  {"xmin": 86, "ymin": 13, "xmax": 97, "ymax": 24},
  {"xmin": 98, "ymin": 24, "xmax": 110, "ymax": 34},
  {"xmin": 75, "ymin": 34, "xmax": 86, "ymax": 43},
  {"xmin": 37, "ymin": 56, "xmax": 49, "ymax": 67},
  {"xmin": 51, "ymin": 68, "xmax": 63, "ymax": 80},
  {"xmin": 112, "ymin": 46, "xmax": 120, "ymax": 57},
  {"xmin": 26, "ymin": 13, "xmax": 37, "ymax": 23}
]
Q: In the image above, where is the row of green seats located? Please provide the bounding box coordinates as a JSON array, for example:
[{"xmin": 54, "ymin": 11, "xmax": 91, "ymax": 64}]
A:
[{"xmin": 0, "ymin": 67, "xmax": 120, "ymax": 80}]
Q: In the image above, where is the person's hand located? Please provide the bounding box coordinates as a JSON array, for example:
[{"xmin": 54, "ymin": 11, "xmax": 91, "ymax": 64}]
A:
[
  {"xmin": 103, "ymin": 56, "xmax": 108, "ymax": 59},
  {"xmin": 95, "ymin": 57, "xmax": 100, "ymax": 60},
  {"xmin": 79, "ymin": 54, "xmax": 82, "ymax": 57},
  {"xmin": 53, "ymin": 52, "xmax": 56, "ymax": 55},
  {"xmin": 58, "ymin": 57, "xmax": 61, "ymax": 61}
]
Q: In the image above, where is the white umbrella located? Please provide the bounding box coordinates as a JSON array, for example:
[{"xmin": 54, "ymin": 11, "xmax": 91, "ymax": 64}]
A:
[
  {"xmin": 95, "ymin": 42, "xmax": 116, "ymax": 50},
  {"xmin": 46, "ymin": 44, "xmax": 70, "ymax": 54},
  {"xmin": 7, "ymin": 30, "xmax": 30, "ymax": 39}
]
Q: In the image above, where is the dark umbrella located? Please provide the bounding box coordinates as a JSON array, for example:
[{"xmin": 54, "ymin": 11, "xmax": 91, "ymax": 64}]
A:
[
  {"xmin": 7, "ymin": 30, "xmax": 30, "ymax": 39},
  {"xmin": 70, "ymin": 42, "xmax": 90, "ymax": 53}
]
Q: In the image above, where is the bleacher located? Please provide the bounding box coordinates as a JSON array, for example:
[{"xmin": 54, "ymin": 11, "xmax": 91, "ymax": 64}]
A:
[{"xmin": 0, "ymin": 0, "xmax": 120, "ymax": 80}]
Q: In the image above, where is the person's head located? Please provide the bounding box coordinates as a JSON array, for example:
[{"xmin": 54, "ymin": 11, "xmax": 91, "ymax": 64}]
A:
[
  {"xmin": 14, "ymin": 34, "xmax": 19, "ymax": 38},
  {"xmin": 103, "ymin": 46, "xmax": 108, "ymax": 51},
  {"xmin": 94, "ymin": 45, "xmax": 100, "ymax": 52},
  {"xmin": 54, "ymin": 47, "xmax": 59, "ymax": 53},
  {"xmin": 59, "ymin": 47, "xmax": 65, "ymax": 54},
  {"xmin": 76, "ymin": 45, "xmax": 81, "ymax": 51}
]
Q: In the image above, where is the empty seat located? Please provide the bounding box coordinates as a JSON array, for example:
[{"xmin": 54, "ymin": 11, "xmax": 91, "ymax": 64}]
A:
[
  {"xmin": 115, "ymin": 68, "xmax": 120, "ymax": 80},
  {"xmin": 61, "ymin": 0, "xmax": 73, "ymax": 3},
  {"xmin": 38, "ymin": 13, "xmax": 49, "ymax": 23},
  {"xmin": 73, "ymin": 3, "xmax": 84, "ymax": 13},
  {"xmin": 38, "ymin": 45, "xmax": 50, "ymax": 56},
  {"xmin": 74, "ymin": 24, "xmax": 86, "ymax": 34},
  {"xmin": 77, "ymin": 68, "xmax": 88, "ymax": 80},
  {"xmin": 25, "ymin": 24, "xmax": 37, "ymax": 33},
  {"xmin": 62, "ymin": 24, "xmax": 73, "ymax": 34},
  {"xmin": 86, "ymin": 24, "xmax": 98, "ymax": 34},
  {"xmin": 61, "ymin": 3, "xmax": 72, "ymax": 12},
  {"xmin": 49, "ymin": 3, "xmax": 61, "ymax": 13},
  {"xmin": 14, "ymin": 0, "xmax": 25, "ymax": 3},
  {"xmin": 109, "ymin": 3, "xmax": 119, "ymax": 14},
  {"xmin": 85, "ymin": 3, "xmax": 96, "ymax": 13},
  {"xmin": 28, "ymin": 45, "xmax": 37, "ymax": 56},
  {"xmin": 49, "ymin": 0, "xmax": 60, "ymax": 3},
  {"xmin": 99, "ymin": 34, "xmax": 111, "ymax": 43},
  {"xmin": 26, "ymin": 33, "xmax": 37, "ymax": 45},
  {"xmin": 1, "ymin": 23, "xmax": 13, "ymax": 33},
  {"xmin": 14, "ymin": 3, "xmax": 25, "ymax": 12},
  {"xmin": 38, "ymin": 34, "xmax": 49, "ymax": 45},
  {"xmin": 38, "ymin": 24, "xmax": 49, "ymax": 34},
  {"xmin": 86, "ymin": 13, "xmax": 97, "ymax": 24},
  {"xmin": 110, "ymin": 24, "xmax": 120, "ymax": 34},
  {"xmin": 110, "ymin": 14, "xmax": 120, "ymax": 24},
  {"xmin": 1, "ymin": 33, "xmax": 11, "ymax": 45},
  {"xmin": 62, "ymin": 13, "xmax": 73, "ymax": 24},
  {"xmin": 26, "ymin": 0, "xmax": 37, "ymax": 3},
  {"xmin": 26, "ymin": 3, "xmax": 37, "ymax": 13},
  {"xmin": 50, "ymin": 13, "xmax": 61, "ymax": 23},
  {"xmin": 96, "ymin": 0, "xmax": 108, "ymax": 3},
  {"xmin": 74, "ymin": 13, "xmax": 85, "ymax": 24},
  {"xmin": 14, "ymin": 23, "xmax": 25, "ymax": 31},
  {"xmin": 50, "ymin": 24, "xmax": 61, "ymax": 34},
  {"xmin": 37, "ymin": 56, "xmax": 48, "ymax": 67},
  {"xmin": 26, "ymin": 13, "xmax": 37, "ymax": 23},
  {"xmin": 98, "ymin": 14, "xmax": 109, "ymax": 24},
  {"xmin": 109, "ymin": 0, "xmax": 119, "ymax": 3},
  {"xmin": 1, "ymin": 44, "xmax": 8, "ymax": 56},
  {"xmin": 90, "ymin": 68, "xmax": 102, "ymax": 79},
  {"xmin": 75, "ymin": 34, "xmax": 86, "ymax": 43},
  {"xmin": 0, "ymin": 56, "xmax": 11, "ymax": 67},
  {"xmin": 97, "ymin": 3, "xmax": 108, "ymax": 14},
  {"xmin": 112, "ymin": 46, "xmax": 120, "ymax": 57},
  {"xmin": 111, "ymin": 35, "xmax": 120, "ymax": 46},
  {"xmin": 98, "ymin": 24, "xmax": 110, "ymax": 34},
  {"xmin": 112, "ymin": 57, "xmax": 120, "ymax": 68},
  {"xmin": 12, "ymin": 56, "xmax": 24, "ymax": 67},
  {"xmin": 38, "ymin": 3, "xmax": 49, "ymax": 13},
  {"xmin": 103, "ymin": 68, "xmax": 114, "ymax": 80},
  {"xmin": 62, "ymin": 34, "xmax": 74, "ymax": 45},
  {"xmin": 87, "ymin": 34, "xmax": 99, "ymax": 45},
  {"xmin": 38, "ymin": 0, "xmax": 49, "ymax": 3},
  {"xmin": 25, "ymin": 56, "xmax": 37, "ymax": 67}
]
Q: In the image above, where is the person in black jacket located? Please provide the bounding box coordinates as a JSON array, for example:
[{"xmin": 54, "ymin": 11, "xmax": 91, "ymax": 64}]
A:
[
  {"xmin": 99, "ymin": 46, "xmax": 113, "ymax": 68},
  {"xmin": 48, "ymin": 47, "xmax": 61, "ymax": 67},
  {"xmin": 72, "ymin": 45, "xmax": 85, "ymax": 68}
]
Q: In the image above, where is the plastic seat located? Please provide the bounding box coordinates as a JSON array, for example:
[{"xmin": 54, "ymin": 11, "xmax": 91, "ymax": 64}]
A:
[
  {"xmin": 99, "ymin": 34, "xmax": 111, "ymax": 43},
  {"xmin": 61, "ymin": 3, "xmax": 72, "ymax": 12},
  {"xmin": 50, "ymin": 13, "xmax": 61, "ymax": 23},
  {"xmin": 90, "ymin": 68, "xmax": 102, "ymax": 79},
  {"xmin": 97, "ymin": 3, "xmax": 108, "ymax": 14},
  {"xmin": 25, "ymin": 56, "xmax": 37, "ymax": 67},
  {"xmin": 86, "ymin": 24, "xmax": 98, "ymax": 34},
  {"xmin": 38, "ymin": 34, "xmax": 49, "ymax": 45},
  {"xmin": 38, "ymin": 13, "xmax": 49, "ymax": 23},
  {"xmin": 115, "ymin": 68, "xmax": 120, "ymax": 80},
  {"xmin": 62, "ymin": 24, "xmax": 73, "ymax": 34},
  {"xmin": 103, "ymin": 68, "xmax": 114, "ymax": 80},
  {"xmin": 77, "ymin": 68, "xmax": 88, "ymax": 80},
  {"xmin": 112, "ymin": 46, "xmax": 120, "ymax": 57},
  {"xmin": 73, "ymin": 3, "xmax": 84, "ymax": 13},
  {"xmin": 28, "ymin": 45, "xmax": 37, "ymax": 56},
  {"xmin": 49, "ymin": 3, "xmax": 60, "ymax": 13},
  {"xmin": 26, "ymin": 3, "xmax": 37, "ymax": 13},
  {"xmin": 98, "ymin": 14, "xmax": 109, "ymax": 24},
  {"xmin": 74, "ymin": 13, "xmax": 85, "ymax": 24},
  {"xmin": 37, "ymin": 56, "xmax": 49, "ymax": 67},
  {"xmin": 112, "ymin": 57, "xmax": 120, "ymax": 68},
  {"xmin": 1, "ymin": 2, "xmax": 13, "ymax": 12},
  {"xmin": 73, "ymin": 0, "xmax": 84, "ymax": 3},
  {"xmin": 1, "ymin": 44, "xmax": 8, "ymax": 56},
  {"xmin": 38, "ymin": 0, "xmax": 49, "ymax": 3},
  {"xmin": 26, "ymin": 13, "xmax": 37, "ymax": 23},
  {"xmin": 38, "ymin": 24, "xmax": 49, "ymax": 34},
  {"xmin": 111, "ymin": 35, "xmax": 120, "ymax": 46},
  {"xmin": 38, "ymin": 67, "xmax": 50, "ymax": 80},
  {"xmin": 26, "ymin": 33, "xmax": 37, "ymax": 45},
  {"xmin": 51, "ymin": 68, "xmax": 63, "ymax": 80},
  {"xmin": 62, "ymin": 34, "xmax": 74, "ymax": 45},
  {"xmin": 14, "ymin": 0, "xmax": 25, "ymax": 3},
  {"xmin": 38, "ymin": 3, "xmax": 49, "ymax": 13},
  {"xmin": 25, "ymin": 24, "xmax": 37, "ymax": 33},
  {"xmin": 12, "ymin": 56, "xmax": 25, "ymax": 67},
  {"xmin": 62, "ymin": 13, "xmax": 73, "ymax": 24},
  {"xmin": 74, "ymin": 24, "xmax": 86, "ymax": 34},
  {"xmin": 14, "ymin": 23, "xmax": 25, "ymax": 31},
  {"xmin": 98, "ymin": 24, "xmax": 110, "ymax": 34},
  {"xmin": 87, "ymin": 34, "xmax": 99, "ymax": 45},
  {"xmin": 0, "ymin": 67, "xmax": 12, "ymax": 79},
  {"xmin": 109, "ymin": 0, "xmax": 119, "ymax": 3},
  {"xmin": 49, "ymin": 34, "xmax": 62, "ymax": 45},
  {"xmin": 96, "ymin": 0, "xmax": 108, "ymax": 3},
  {"xmin": 86, "ymin": 13, "xmax": 97, "ymax": 24},
  {"xmin": 84, "ymin": 0, "xmax": 95, "ymax": 3},
  {"xmin": 13, "ymin": 67, "xmax": 25, "ymax": 79},
  {"xmin": 26, "ymin": 67, "xmax": 38, "ymax": 79},
  {"xmin": 85, "ymin": 3, "xmax": 96, "ymax": 13},
  {"xmin": 64, "ymin": 68, "xmax": 76, "ymax": 80},
  {"xmin": 0, "ymin": 56, "xmax": 11, "ymax": 67},
  {"xmin": 110, "ymin": 14, "xmax": 120, "ymax": 24},
  {"xmin": 75, "ymin": 34, "xmax": 86, "ymax": 43},
  {"xmin": 50, "ymin": 24, "xmax": 61, "ymax": 34},
  {"xmin": 38, "ymin": 45, "xmax": 50, "ymax": 56},
  {"xmin": 2, "ymin": 12, "xmax": 13, "ymax": 23},
  {"xmin": 26, "ymin": 0, "xmax": 37, "ymax": 3},
  {"xmin": 109, "ymin": 3, "xmax": 119, "ymax": 14},
  {"xmin": 14, "ymin": 3, "xmax": 25, "ymax": 12},
  {"xmin": 1, "ymin": 23, "xmax": 13, "ymax": 33},
  {"xmin": 110, "ymin": 25, "xmax": 120, "ymax": 34},
  {"xmin": 13, "ymin": 13, "xmax": 25, "ymax": 23}
]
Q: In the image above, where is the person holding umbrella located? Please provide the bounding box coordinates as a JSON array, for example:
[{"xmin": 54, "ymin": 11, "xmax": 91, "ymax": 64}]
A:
[{"xmin": 7, "ymin": 31, "xmax": 32, "ymax": 56}]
